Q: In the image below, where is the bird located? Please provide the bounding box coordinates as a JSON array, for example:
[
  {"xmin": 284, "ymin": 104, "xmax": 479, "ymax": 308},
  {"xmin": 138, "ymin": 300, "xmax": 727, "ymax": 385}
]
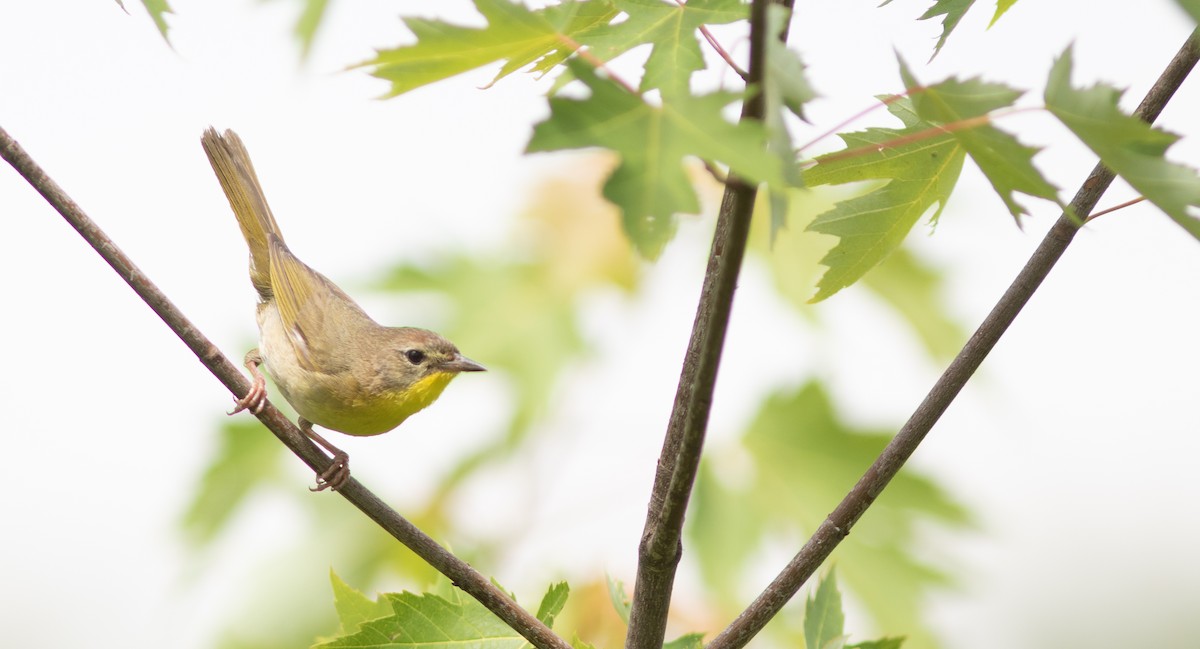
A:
[{"xmin": 201, "ymin": 128, "xmax": 485, "ymax": 492}]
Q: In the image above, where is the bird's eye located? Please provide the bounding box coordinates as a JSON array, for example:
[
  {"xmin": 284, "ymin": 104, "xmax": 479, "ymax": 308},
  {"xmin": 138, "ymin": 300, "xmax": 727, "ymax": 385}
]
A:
[{"xmin": 404, "ymin": 349, "xmax": 426, "ymax": 365}]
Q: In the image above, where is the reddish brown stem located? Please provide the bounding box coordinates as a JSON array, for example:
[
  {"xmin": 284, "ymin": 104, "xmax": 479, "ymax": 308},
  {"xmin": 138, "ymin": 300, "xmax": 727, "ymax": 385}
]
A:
[{"xmin": 1085, "ymin": 196, "xmax": 1147, "ymax": 222}]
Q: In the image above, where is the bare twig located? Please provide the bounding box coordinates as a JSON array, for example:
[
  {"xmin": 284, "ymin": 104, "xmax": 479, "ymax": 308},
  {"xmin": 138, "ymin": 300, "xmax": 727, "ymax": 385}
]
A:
[
  {"xmin": 807, "ymin": 106, "xmax": 1043, "ymax": 166},
  {"xmin": 799, "ymin": 92, "xmax": 1043, "ymax": 157},
  {"xmin": 555, "ymin": 34, "xmax": 641, "ymax": 95},
  {"xmin": 1085, "ymin": 196, "xmax": 1147, "ymax": 222},
  {"xmin": 670, "ymin": 0, "xmax": 749, "ymax": 81},
  {"xmin": 623, "ymin": 2, "xmax": 794, "ymax": 649},
  {"xmin": 705, "ymin": 28, "xmax": 1200, "ymax": 649},
  {"xmin": 811, "ymin": 113, "xmax": 994, "ymax": 164},
  {"xmin": 699, "ymin": 25, "xmax": 749, "ymax": 81},
  {"xmin": 0, "ymin": 125, "xmax": 573, "ymax": 649},
  {"xmin": 798, "ymin": 93, "xmax": 907, "ymax": 152}
]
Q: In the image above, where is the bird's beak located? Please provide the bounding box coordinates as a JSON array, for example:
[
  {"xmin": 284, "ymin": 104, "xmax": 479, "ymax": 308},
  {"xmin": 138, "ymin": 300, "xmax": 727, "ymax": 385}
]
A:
[{"xmin": 440, "ymin": 354, "xmax": 487, "ymax": 373}]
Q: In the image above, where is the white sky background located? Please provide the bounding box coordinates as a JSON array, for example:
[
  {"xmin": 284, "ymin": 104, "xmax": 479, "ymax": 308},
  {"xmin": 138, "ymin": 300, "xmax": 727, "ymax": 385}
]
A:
[{"xmin": 1, "ymin": 1, "xmax": 1198, "ymax": 648}]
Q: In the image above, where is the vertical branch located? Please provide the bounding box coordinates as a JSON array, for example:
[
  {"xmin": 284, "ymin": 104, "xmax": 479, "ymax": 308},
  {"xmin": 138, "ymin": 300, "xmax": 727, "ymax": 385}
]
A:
[
  {"xmin": 704, "ymin": 29, "xmax": 1200, "ymax": 649},
  {"xmin": 624, "ymin": 2, "xmax": 794, "ymax": 649}
]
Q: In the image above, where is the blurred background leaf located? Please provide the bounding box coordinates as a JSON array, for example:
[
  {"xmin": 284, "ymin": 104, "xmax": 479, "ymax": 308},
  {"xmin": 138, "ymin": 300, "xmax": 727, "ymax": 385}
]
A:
[
  {"xmin": 184, "ymin": 154, "xmax": 968, "ymax": 649},
  {"xmin": 691, "ymin": 382, "xmax": 971, "ymax": 649}
]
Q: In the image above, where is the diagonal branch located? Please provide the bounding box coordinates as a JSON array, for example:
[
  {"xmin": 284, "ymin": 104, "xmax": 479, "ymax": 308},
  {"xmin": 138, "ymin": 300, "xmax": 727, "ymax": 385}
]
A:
[
  {"xmin": 0, "ymin": 125, "xmax": 573, "ymax": 649},
  {"xmin": 624, "ymin": 2, "xmax": 794, "ymax": 649},
  {"xmin": 705, "ymin": 28, "xmax": 1200, "ymax": 649}
]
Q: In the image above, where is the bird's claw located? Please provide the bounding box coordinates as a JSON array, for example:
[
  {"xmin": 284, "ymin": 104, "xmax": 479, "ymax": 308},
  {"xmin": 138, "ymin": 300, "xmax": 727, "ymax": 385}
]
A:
[
  {"xmin": 228, "ymin": 377, "xmax": 267, "ymax": 415},
  {"xmin": 311, "ymin": 451, "xmax": 350, "ymax": 492}
]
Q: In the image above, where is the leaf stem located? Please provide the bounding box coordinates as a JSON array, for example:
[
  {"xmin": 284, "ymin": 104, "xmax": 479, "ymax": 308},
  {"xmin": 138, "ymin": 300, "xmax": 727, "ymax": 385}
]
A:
[
  {"xmin": 623, "ymin": 3, "xmax": 793, "ymax": 649},
  {"xmin": 705, "ymin": 28, "xmax": 1200, "ymax": 649},
  {"xmin": 798, "ymin": 93, "xmax": 907, "ymax": 152},
  {"xmin": 0, "ymin": 125, "xmax": 574, "ymax": 649},
  {"xmin": 804, "ymin": 101, "xmax": 1042, "ymax": 164},
  {"xmin": 810, "ymin": 110, "xmax": 994, "ymax": 165},
  {"xmin": 700, "ymin": 25, "xmax": 749, "ymax": 81},
  {"xmin": 670, "ymin": 0, "xmax": 748, "ymax": 81},
  {"xmin": 1084, "ymin": 195, "xmax": 1146, "ymax": 222},
  {"xmin": 557, "ymin": 34, "xmax": 641, "ymax": 95}
]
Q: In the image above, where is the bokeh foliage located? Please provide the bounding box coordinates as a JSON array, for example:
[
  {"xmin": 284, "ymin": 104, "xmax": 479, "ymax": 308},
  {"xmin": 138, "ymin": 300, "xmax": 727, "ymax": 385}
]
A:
[
  {"xmin": 162, "ymin": 1, "xmax": 1200, "ymax": 648},
  {"xmin": 184, "ymin": 155, "xmax": 968, "ymax": 649}
]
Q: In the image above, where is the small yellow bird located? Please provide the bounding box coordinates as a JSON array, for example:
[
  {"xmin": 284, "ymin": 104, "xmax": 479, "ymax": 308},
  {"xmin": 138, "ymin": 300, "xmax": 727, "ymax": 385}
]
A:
[{"xmin": 201, "ymin": 128, "xmax": 485, "ymax": 492}]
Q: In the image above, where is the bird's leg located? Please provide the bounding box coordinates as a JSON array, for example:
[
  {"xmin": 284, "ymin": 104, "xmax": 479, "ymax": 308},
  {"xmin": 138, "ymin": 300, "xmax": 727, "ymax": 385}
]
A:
[
  {"xmin": 229, "ymin": 349, "xmax": 268, "ymax": 415},
  {"xmin": 300, "ymin": 418, "xmax": 350, "ymax": 492}
]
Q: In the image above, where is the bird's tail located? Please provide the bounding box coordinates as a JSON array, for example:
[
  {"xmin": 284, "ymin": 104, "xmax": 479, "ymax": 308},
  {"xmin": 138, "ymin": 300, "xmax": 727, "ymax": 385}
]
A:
[{"xmin": 201, "ymin": 127, "xmax": 284, "ymax": 300}]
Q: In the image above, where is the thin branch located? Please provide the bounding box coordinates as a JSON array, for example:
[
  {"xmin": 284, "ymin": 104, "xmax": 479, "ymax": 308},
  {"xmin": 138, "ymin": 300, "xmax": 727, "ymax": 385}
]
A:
[
  {"xmin": 798, "ymin": 93, "xmax": 907, "ymax": 152},
  {"xmin": 700, "ymin": 25, "xmax": 749, "ymax": 81},
  {"xmin": 705, "ymin": 28, "xmax": 1200, "ymax": 649},
  {"xmin": 800, "ymin": 93, "xmax": 1044, "ymax": 158},
  {"xmin": 1085, "ymin": 195, "xmax": 1147, "ymax": 222},
  {"xmin": 670, "ymin": 0, "xmax": 749, "ymax": 81},
  {"xmin": 623, "ymin": 2, "xmax": 794, "ymax": 649},
  {"xmin": 807, "ymin": 106, "xmax": 1044, "ymax": 166},
  {"xmin": 798, "ymin": 83, "xmax": 937, "ymax": 154},
  {"xmin": 811, "ymin": 113, "xmax": 994, "ymax": 165},
  {"xmin": 555, "ymin": 34, "xmax": 641, "ymax": 95},
  {"xmin": 0, "ymin": 125, "xmax": 573, "ymax": 649}
]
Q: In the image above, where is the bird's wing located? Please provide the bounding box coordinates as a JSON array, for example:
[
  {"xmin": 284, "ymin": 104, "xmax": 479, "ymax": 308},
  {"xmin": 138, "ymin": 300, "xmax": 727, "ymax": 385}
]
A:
[{"xmin": 267, "ymin": 233, "xmax": 374, "ymax": 373}]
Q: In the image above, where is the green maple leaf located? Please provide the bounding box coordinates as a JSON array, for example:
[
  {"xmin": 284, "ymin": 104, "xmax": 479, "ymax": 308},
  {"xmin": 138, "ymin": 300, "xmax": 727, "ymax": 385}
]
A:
[
  {"xmin": 765, "ymin": 5, "xmax": 816, "ymax": 121},
  {"xmin": 848, "ymin": 639, "xmax": 906, "ymax": 649},
  {"xmin": 606, "ymin": 575, "xmax": 631, "ymax": 624},
  {"xmin": 144, "ymin": 0, "xmax": 172, "ymax": 40},
  {"xmin": 804, "ymin": 98, "xmax": 965, "ymax": 302},
  {"xmin": 993, "ymin": 0, "xmax": 1021, "ymax": 24},
  {"xmin": 582, "ymin": 0, "xmax": 747, "ymax": 97},
  {"xmin": 805, "ymin": 570, "xmax": 847, "ymax": 649},
  {"xmin": 764, "ymin": 4, "xmax": 817, "ymax": 237},
  {"xmin": 1045, "ymin": 46, "xmax": 1200, "ymax": 239},
  {"xmin": 535, "ymin": 582, "xmax": 569, "ymax": 628},
  {"xmin": 900, "ymin": 57, "xmax": 1058, "ymax": 221},
  {"xmin": 883, "ymin": 0, "xmax": 1021, "ymax": 59},
  {"xmin": 750, "ymin": 192, "xmax": 965, "ymax": 360},
  {"xmin": 316, "ymin": 591, "xmax": 524, "ymax": 649},
  {"xmin": 118, "ymin": 0, "xmax": 172, "ymax": 41},
  {"xmin": 525, "ymin": 1, "xmax": 623, "ymax": 76},
  {"xmin": 329, "ymin": 571, "xmax": 392, "ymax": 637},
  {"xmin": 363, "ymin": 0, "xmax": 617, "ymax": 97},
  {"xmin": 295, "ymin": 0, "xmax": 331, "ymax": 59},
  {"xmin": 663, "ymin": 633, "xmax": 706, "ymax": 649},
  {"xmin": 528, "ymin": 61, "xmax": 784, "ymax": 259},
  {"xmin": 317, "ymin": 577, "xmax": 569, "ymax": 649}
]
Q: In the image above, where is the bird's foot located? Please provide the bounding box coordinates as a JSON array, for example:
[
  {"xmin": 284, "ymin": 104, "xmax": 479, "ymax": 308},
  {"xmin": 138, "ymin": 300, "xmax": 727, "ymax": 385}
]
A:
[{"xmin": 311, "ymin": 450, "xmax": 350, "ymax": 492}]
